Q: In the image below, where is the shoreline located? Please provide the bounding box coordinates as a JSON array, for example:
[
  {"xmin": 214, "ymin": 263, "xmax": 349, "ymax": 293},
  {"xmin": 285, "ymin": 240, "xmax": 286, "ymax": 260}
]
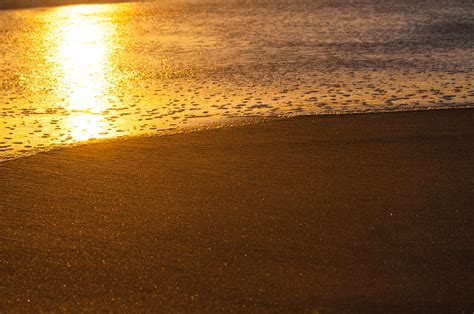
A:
[
  {"xmin": 2, "ymin": 106, "xmax": 473, "ymax": 164},
  {"xmin": 1, "ymin": 108, "xmax": 473, "ymax": 312}
]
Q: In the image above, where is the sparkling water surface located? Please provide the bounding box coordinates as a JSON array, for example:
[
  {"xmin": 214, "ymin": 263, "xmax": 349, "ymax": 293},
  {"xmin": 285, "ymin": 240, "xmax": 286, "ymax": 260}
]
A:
[{"xmin": 0, "ymin": 0, "xmax": 473, "ymax": 161}]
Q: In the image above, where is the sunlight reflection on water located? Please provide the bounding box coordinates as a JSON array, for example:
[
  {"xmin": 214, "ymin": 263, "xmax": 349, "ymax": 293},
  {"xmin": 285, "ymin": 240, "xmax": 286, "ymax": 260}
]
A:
[
  {"xmin": 0, "ymin": 0, "xmax": 472, "ymax": 161},
  {"xmin": 51, "ymin": 5, "xmax": 116, "ymax": 140}
]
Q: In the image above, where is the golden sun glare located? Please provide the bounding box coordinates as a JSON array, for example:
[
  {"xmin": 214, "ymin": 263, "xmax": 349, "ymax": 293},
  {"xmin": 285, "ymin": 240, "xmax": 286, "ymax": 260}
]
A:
[{"xmin": 51, "ymin": 5, "xmax": 116, "ymax": 141}]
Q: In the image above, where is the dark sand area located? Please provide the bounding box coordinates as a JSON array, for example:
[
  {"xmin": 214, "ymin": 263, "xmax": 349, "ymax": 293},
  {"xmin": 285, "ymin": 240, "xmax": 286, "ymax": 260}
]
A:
[{"xmin": 0, "ymin": 109, "xmax": 473, "ymax": 312}]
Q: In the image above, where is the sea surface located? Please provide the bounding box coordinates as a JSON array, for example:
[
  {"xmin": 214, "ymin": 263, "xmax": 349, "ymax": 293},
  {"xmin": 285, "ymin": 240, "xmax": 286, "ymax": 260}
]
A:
[{"xmin": 0, "ymin": 0, "xmax": 473, "ymax": 161}]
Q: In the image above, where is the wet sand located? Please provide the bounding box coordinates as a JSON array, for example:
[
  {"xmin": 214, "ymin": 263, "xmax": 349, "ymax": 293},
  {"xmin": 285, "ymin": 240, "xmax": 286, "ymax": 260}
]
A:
[{"xmin": 0, "ymin": 109, "xmax": 473, "ymax": 312}]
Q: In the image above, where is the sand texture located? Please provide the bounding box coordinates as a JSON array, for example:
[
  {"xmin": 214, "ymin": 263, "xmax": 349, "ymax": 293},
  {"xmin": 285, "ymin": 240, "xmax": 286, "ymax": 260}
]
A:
[{"xmin": 1, "ymin": 109, "xmax": 473, "ymax": 312}]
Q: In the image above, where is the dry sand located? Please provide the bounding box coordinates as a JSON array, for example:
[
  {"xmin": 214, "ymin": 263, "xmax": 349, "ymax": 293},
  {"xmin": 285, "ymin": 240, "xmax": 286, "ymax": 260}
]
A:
[{"xmin": 0, "ymin": 109, "xmax": 473, "ymax": 312}]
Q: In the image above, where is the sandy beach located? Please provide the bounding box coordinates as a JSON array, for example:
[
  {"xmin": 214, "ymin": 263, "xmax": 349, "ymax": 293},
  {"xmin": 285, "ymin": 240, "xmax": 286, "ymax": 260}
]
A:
[{"xmin": 0, "ymin": 109, "xmax": 473, "ymax": 312}]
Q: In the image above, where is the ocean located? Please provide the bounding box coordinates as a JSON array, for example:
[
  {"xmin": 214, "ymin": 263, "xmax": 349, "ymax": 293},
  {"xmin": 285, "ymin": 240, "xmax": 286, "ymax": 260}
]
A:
[{"xmin": 0, "ymin": 0, "xmax": 473, "ymax": 161}]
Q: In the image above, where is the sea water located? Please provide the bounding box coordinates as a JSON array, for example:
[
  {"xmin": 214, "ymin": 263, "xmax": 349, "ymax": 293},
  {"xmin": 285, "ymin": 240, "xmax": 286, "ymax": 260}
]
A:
[{"xmin": 0, "ymin": 0, "xmax": 473, "ymax": 161}]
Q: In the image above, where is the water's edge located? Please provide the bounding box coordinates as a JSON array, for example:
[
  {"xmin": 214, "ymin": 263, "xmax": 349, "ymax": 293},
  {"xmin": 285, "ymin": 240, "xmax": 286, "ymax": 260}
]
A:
[{"xmin": 2, "ymin": 106, "xmax": 472, "ymax": 164}]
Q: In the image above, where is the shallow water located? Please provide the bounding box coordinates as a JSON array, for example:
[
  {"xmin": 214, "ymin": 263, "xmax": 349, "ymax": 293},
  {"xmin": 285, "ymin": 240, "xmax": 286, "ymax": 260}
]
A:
[{"xmin": 0, "ymin": 0, "xmax": 473, "ymax": 161}]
